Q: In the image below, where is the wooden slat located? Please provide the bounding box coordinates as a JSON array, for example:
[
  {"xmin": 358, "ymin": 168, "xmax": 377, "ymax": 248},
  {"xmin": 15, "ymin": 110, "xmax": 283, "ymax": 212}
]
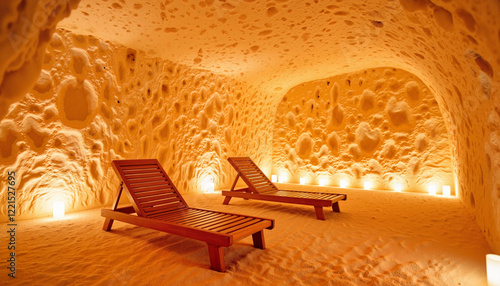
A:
[
  {"xmin": 154, "ymin": 209, "xmax": 207, "ymax": 222},
  {"xmin": 119, "ymin": 164, "xmax": 159, "ymax": 170},
  {"xmin": 135, "ymin": 190, "xmax": 178, "ymax": 199},
  {"xmin": 174, "ymin": 211, "xmax": 226, "ymax": 225},
  {"xmin": 205, "ymin": 216, "xmax": 248, "ymax": 231},
  {"xmin": 124, "ymin": 173, "xmax": 163, "ymax": 180},
  {"xmin": 137, "ymin": 193, "xmax": 179, "ymax": 202},
  {"xmin": 143, "ymin": 202, "xmax": 187, "ymax": 215},
  {"xmin": 121, "ymin": 168, "xmax": 160, "ymax": 174},
  {"xmin": 222, "ymin": 219, "xmax": 262, "ymax": 234},
  {"xmin": 192, "ymin": 214, "xmax": 239, "ymax": 229},
  {"xmin": 139, "ymin": 197, "xmax": 181, "ymax": 208},
  {"xmin": 128, "ymin": 180, "xmax": 171, "ymax": 188},
  {"xmin": 209, "ymin": 217, "xmax": 255, "ymax": 232},
  {"xmin": 129, "ymin": 184, "xmax": 175, "ymax": 193},
  {"xmin": 129, "ymin": 176, "xmax": 165, "ymax": 185},
  {"xmin": 149, "ymin": 208, "xmax": 191, "ymax": 219}
]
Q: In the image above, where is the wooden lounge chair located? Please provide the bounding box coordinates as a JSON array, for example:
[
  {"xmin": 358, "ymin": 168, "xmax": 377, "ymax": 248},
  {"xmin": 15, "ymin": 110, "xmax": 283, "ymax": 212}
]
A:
[
  {"xmin": 101, "ymin": 159, "xmax": 274, "ymax": 272},
  {"xmin": 222, "ymin": 157, "xmax": 347, "ymax": 220}
]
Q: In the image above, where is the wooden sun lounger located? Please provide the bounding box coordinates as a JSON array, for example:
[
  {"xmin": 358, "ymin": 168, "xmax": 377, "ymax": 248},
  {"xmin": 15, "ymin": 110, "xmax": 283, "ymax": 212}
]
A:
[
  {"xmin": 222, "ymin": 157, "xmax": 347, "ymax": 220},
  {"xmin": 101, "ymin": 159, "xmax": 274, "ymax": 272}
]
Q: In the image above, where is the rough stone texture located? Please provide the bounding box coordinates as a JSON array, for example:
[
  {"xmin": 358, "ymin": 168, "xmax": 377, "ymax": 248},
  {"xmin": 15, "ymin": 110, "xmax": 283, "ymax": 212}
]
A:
[
  {"xmin": 0, "ymin": 0, "xmax": 499, "ymax": 252},
  {"xmin": 0, "ymin": 0, "xmax": 80, "ymax": 118},
  {"xmin": 273, "ymin": 68, "xmax": 453, "ymax": 193},
  {"xmin": 0, "ymin": 29, "xmax": 274, "ymax": 219}
]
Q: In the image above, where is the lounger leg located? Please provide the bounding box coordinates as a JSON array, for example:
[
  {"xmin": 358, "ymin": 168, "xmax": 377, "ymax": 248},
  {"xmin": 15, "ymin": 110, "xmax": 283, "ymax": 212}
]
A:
[
  {"xmin": 103, "ymin": 218, "xmax": 114, "ymax": 231},
  {"xmin": 314, "ymin": 206, "xmax": 325, "ymax": 220},
  {"xmin": 332, "ymin": 202, "xmax": 340, "ymax": 212},
  {"xmin": 223, "ymin": 196, "xmax": 232, "ymax": 205},
  {"xmin": 103, "ymin": 182, "xmax": 123, "ymax": 231},
  {"xmin": 207, "ymin": 244, "xmax": 225, "ymax": 272},
  {"xmin": 252, "ymin": 230, "xmax": 266, "ymax": 249}
]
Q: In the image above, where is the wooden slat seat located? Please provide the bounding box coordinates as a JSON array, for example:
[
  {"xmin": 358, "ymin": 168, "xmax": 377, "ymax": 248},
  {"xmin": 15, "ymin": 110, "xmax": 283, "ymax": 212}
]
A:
[
  {"xmin": 222, "ymin": 157, "xmax": 347, "ymax": 220},
  {"xmin": 102, "ymin": 159, "xmax": 274, "ymax": 272}
]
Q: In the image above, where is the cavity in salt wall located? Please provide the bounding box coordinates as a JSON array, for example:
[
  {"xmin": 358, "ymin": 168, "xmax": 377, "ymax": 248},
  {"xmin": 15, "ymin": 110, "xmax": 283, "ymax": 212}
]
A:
[
  {"xmin": 0, "ymin": 0, "xmax": 80, "ymax": 118},
  {"xmin": 0, "ymin": 29, "xmax": 274, "ymax": 221},
  {"xmin": 273, "ymin": 68, "xmax": 453, "ymax": 193}
]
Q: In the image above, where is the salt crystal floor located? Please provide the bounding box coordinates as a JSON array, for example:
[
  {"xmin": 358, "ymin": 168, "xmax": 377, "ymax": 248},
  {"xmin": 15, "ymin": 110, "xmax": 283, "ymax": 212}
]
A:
[{"xmin": 2, "ymin": 184, "xmax": 492, "ymax": 285}]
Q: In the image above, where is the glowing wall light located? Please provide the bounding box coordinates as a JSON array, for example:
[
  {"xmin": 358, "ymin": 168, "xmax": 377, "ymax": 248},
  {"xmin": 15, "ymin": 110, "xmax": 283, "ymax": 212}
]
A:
[
  {"xmin": 300, "ymin": 177, "xmax": 306, "ymax": 185},
  {"xmin": 442, "ymin": 185, "xmax": 451, "ymax": 197},
  {"xmin": 207, "ymin": 182, "xmax": 215, "ymax": 193},
  {"xmin": 271, "ymin": 175, "xmax": 277, "ymax": 183},
  {"xmin": 53, "ymin": 201, "xmax": 65, "ymax": 219},
  {"xmin": 428, "ymin": 185, "xmax": 437, "ymax": 196},
  {"xmin": 487, "ymin": 254, "xmax": 500, "ymax": 286},
  {"xmin": 364, "ymin": 181, "xmax": 372, "ymax": 190},
  {"xmin": 339, "ymin": 179, "xmax": 348, "ymax": 188},
  {"xmin": 319, "ymin": 178, "xmax": 327, "ymax": 187},
  {"xmin": 394, "ymin": 183, "xmax": 403, "ymax": 192},
  {"xmin": 278, "ymin": 176, "xmax": 286, "ymax": 183}
]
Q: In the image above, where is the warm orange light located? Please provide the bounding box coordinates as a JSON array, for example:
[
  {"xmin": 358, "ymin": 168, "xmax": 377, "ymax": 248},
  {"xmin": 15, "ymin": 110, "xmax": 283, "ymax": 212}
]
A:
[
  {"xmin": 53, "ymin": 201, "xmax": 65, "ymax": 218},
  {"xmin": 339, "ymin": 179, "xmax": 348, "ymax": 188},
  {"xmin": 428, "ymin": 185, "xmax": 437, "ymax": 196},
  {"xmin": 442, "ymin": 185, "xmax": 451, "ymax": 197},
  {"xmin": 487, "ymin": 254, "xmax": 500, "ymax": 286},
  {"xmin": 394, "ymin": 183, "xmax": 403, "ymax": 192},
  {"xmin": 207, "ymin": 182, "xmax": 215, "ymax": 193},
  {"xmin": 364, "ymin": 181, "xmax": 372, "ymax": 190},
  {"xmin": 271, "ymin": 175, "xmax": 277, "ymax": 183},
  {"xmin": 319, "ymin": 178, "xmax": 327, "ymax": 187},
  {"xmin": 300, "ymin": 177, "xmax": 306, "ymax": 185}
]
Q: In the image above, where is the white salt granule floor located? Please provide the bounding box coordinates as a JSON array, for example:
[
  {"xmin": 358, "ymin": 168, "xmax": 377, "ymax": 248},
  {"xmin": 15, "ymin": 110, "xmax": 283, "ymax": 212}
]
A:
[{"xmin": 1, "ymin": 184, "xmax": 492, "ymax": 285}]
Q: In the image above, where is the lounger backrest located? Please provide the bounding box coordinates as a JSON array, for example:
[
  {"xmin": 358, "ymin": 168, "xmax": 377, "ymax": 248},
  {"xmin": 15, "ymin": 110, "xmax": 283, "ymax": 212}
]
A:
[
  {"xmin": 112, "ymin": 159, "xmax": 189, "ymax": 218},
  {"xmin": 227, "ymin": 157, "xmax": 279, "ymax": 194}
]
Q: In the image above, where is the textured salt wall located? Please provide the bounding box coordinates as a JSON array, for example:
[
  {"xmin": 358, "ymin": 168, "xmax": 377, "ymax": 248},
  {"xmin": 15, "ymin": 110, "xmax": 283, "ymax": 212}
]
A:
[
  {"xmin": 0, "ymin": 0, "xmax": 499, "ymax": 253},
  {"xmin": 273, "ymin": 68, "xmax": 453, "ymax": 192},
  {"xmin": 0, "ymin": 0, "xmax": 80, "ymax": 119},
  {"xmin": 0, "ymin": 29, "xmax": 274, "ymax": 220}
]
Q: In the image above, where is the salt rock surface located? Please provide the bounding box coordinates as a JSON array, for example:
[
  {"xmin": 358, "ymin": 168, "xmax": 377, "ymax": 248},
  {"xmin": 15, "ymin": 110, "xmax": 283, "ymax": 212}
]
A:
[
  {"xmin": 0, "ymin": 29, "xmax": 274, "ymax": 220},
  {"xmin": 273, "ymin": 68, "xmax": 454, "ymax": 193},
  {"xmin": 0, "ymin": 0, "xmax": 79, "ymax": 118},
  {"xmin": 0, "ymin": 0, "xmax": 498, "ymax": 253}
]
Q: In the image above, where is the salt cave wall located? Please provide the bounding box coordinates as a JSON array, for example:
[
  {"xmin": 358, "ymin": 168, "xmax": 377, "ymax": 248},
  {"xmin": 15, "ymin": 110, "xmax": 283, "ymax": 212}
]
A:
[
  {"xmin": 0, "ymin": 0, "xmax": 499, "ymax": 254},
  {"xmin": 0, "ymin": 29, "xmax": 274, "ymax": 220},
  {"xmin": 273, "ymin": 68, "xmax": 453, "ymax": 192},
  {"xmin": 0, "ymin": 0, "xmax": 80, "ymax": 118}
]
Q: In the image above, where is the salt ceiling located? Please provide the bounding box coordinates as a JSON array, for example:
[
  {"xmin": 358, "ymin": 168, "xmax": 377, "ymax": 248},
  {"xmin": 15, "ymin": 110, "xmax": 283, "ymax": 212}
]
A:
[{"xmin": 58, "ymin": 0, "xmax": 498, "ymax": 96}]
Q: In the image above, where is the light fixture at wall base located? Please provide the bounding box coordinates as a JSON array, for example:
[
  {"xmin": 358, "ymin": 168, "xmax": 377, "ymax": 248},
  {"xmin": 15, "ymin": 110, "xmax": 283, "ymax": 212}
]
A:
[
  {"xmin": 319, "ymin": 178, "xmax": 327, "ymax": 187},
  {"xmin": 339, "ymin": 179, "xmax": 348, "ymax": 188},
  {"xmin": 364, "ymin": 181, "xmax": 372, "ymax": 190},
  {"xmin": 271, "ymin": 175, "xmax": 277, "ymax": 183},
  {"xmin": 442, "ymin": 185, "xmax": 451, "ymax": 197},
  {"xmin": 53, "ymin": 201, "xmax": 65, "ymax": 219},
  {"xmin": 394, "ymin": 183, "xmax": 403, "ymax": 192},
  {"xmin": 207, "ymin": 182, "xmax": 215, "ymax": 193},
  {"xmin": 487, "ymin": 254, "xmax": 500, "ymax": 286},
  {"xmin": 428, "ymin": 185, "xmax": 437, "ymax": 196}
]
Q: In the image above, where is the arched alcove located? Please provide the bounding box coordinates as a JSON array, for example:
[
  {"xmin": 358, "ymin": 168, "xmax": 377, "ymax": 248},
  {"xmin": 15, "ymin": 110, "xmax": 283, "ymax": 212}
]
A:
[{"xmin": 272, "ymin": 68, "xmax": 455, "ymax": 193}]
